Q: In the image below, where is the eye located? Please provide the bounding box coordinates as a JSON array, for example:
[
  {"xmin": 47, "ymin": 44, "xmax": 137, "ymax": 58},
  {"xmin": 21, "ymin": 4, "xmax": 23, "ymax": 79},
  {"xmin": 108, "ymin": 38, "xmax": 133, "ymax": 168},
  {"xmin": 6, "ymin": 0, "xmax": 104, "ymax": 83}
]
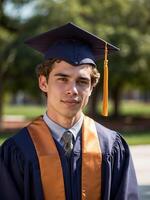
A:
[
  {"xmin": 77, "ymin": 79, "xmax": 90, "ymax": 86},
  {"xmin": 57, "ymin": 77, "xmax": 68, "ymax": 82}
]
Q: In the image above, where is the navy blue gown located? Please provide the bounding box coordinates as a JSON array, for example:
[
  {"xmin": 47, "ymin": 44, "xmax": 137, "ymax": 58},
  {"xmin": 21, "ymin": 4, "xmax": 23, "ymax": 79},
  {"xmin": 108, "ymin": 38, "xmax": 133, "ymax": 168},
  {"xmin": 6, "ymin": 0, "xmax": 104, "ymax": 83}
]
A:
[{"xmin": 0, "ymin": 121, "xmax": 139, "ymax": 200}]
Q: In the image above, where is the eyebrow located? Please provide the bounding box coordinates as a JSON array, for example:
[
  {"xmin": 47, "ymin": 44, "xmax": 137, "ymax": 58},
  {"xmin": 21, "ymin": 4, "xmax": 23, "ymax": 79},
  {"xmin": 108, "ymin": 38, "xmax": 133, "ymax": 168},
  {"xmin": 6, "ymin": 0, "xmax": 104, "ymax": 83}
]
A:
[
  {"xmin": 54, "ymin": 73, "xmax": 70, "ymax": 78},
  {"xmin": 54, "ymin": 73, "xmax": 91, "ymax": 81}
]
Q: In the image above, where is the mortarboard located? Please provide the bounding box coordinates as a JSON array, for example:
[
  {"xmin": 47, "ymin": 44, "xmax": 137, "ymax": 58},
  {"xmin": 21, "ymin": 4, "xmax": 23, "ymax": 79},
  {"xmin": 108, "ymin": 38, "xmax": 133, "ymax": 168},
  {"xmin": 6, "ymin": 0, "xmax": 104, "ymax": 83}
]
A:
[{"xmin": 25, "ymin": 22, "xmax": 119, "ymax": 116}]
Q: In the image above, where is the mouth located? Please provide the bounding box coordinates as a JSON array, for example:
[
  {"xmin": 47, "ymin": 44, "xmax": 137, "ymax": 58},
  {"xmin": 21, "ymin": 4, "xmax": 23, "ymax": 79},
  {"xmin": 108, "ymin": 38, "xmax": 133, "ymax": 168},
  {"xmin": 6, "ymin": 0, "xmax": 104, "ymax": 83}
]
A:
[{"xmin": 61, "ymin": 99, "xmax": 80, "ymax": 106}]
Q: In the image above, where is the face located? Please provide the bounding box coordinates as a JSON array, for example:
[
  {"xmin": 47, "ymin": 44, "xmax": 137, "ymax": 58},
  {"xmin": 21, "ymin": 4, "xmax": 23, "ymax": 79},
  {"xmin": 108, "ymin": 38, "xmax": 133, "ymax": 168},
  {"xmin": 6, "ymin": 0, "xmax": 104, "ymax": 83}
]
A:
[{"xmin": 39, "ymin": 60, "xmax": 93, "ymax": 121}]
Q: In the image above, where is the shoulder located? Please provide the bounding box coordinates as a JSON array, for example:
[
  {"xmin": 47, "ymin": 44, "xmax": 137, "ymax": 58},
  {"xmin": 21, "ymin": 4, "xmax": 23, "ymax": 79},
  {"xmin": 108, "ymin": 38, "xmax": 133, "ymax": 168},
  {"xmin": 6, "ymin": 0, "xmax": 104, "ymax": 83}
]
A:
[
  {"xmin": 94, "ymin": 121, "xmax": 129, "ymax": 156},
  {"xmin": 0, "ymin": 127, "xmax": 38, "ymax": 165}
]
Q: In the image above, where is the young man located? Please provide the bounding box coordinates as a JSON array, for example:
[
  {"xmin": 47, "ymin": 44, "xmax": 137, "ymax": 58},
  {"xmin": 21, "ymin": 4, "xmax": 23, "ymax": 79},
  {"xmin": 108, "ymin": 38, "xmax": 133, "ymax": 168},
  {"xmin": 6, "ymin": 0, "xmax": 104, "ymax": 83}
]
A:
[{"xmin": 0, "ymin": 23, "xmax": 139, "ymax": 200}]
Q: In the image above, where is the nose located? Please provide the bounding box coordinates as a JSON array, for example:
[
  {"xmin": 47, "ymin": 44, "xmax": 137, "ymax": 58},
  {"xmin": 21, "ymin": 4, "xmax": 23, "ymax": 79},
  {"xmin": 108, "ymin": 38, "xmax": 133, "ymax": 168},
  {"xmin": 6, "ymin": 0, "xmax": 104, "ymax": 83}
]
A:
[{"xmin": 66, "ymin": 82, "xmax": 78, "ymax": 96}]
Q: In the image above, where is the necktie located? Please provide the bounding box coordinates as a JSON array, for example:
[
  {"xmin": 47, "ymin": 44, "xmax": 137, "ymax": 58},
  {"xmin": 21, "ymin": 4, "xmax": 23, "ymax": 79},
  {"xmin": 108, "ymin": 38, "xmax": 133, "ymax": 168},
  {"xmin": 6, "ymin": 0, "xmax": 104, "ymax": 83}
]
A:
[{"xmin": 62, "ymin": 130, "xmax": 73, "ymax": 157}]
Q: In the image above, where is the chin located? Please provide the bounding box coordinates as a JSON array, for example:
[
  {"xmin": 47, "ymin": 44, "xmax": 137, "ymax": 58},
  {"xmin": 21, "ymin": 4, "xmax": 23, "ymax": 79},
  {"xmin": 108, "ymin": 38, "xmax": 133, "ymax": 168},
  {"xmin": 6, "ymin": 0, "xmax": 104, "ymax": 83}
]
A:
[{"xmin": 62, "ymin": 110, "xmax": 80, "ymax": 119}]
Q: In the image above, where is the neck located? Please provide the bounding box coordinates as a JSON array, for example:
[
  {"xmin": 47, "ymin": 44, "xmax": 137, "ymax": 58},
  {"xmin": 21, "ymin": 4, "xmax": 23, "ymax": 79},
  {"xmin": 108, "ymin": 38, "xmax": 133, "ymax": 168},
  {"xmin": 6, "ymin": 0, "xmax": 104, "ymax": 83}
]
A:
[{"xmin": 46, "ymin": 111, "xmax": 82, "ymax": 129}]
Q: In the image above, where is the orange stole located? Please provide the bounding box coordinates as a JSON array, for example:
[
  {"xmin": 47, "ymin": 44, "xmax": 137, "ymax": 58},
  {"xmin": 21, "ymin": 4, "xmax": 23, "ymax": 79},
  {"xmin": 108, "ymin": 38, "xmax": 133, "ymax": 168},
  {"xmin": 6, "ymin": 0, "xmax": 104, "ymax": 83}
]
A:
[{"xmin": 27, "ymin": 116, "xmax": 102, "ymax": 200}]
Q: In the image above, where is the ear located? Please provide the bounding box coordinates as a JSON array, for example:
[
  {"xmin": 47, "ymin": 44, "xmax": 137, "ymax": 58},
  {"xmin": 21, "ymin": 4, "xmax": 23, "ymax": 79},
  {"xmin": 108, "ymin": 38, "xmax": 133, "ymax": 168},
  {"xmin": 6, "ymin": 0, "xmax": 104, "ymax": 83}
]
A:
[{"xmin": 38, "ymin": 75, "xmax": 48, "ymax": 93}]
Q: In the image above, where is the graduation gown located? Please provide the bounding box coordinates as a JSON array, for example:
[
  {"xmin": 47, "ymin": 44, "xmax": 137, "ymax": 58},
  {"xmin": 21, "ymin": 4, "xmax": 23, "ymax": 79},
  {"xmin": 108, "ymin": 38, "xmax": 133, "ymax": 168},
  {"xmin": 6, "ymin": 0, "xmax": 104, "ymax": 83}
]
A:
[{"xmin": 0, "ymin": 120, "xmax": 139, "ymax": 200}]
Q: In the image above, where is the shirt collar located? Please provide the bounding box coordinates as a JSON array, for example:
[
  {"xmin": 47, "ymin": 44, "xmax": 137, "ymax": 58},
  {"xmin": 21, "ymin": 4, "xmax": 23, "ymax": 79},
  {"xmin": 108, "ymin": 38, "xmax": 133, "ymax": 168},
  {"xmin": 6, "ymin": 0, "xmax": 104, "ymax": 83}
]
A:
[{"xmin": 43, "ymin": 112, "xmax": 84, "ymax": 143}]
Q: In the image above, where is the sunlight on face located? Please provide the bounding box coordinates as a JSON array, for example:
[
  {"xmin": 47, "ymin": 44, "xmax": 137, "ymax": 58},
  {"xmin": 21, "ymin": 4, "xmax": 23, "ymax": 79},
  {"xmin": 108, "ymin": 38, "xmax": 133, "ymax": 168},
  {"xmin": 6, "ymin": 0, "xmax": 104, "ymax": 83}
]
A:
[{"xmin": 39, "ymin": 60, "xmax": 93, "ymax": 122}]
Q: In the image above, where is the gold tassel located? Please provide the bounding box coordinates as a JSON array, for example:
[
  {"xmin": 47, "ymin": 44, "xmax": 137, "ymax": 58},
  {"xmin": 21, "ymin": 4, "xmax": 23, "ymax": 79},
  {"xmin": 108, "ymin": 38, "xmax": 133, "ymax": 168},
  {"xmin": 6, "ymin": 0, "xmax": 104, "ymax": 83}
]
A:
[{"xmin": 102, "ymin": 43, "xmax": 108, "ymax": 116}]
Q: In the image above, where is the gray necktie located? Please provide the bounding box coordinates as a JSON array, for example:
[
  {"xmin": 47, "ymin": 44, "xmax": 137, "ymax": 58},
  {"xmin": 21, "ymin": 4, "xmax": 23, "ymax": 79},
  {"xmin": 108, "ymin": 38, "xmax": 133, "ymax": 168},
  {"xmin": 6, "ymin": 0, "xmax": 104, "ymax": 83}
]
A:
[{"xmin": 62, "ymin": 130, "xmax": 73, "ymax": 157}]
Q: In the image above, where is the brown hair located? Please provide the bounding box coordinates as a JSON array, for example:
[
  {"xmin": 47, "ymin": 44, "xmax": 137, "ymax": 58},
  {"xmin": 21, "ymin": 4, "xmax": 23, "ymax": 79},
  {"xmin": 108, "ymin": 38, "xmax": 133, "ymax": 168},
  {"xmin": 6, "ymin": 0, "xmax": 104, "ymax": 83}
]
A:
[
  {"xmin": 36, "ymin": 59, "xmax": 59, "ymax": 81},
  {"xmin": 36, "ymin": 59, "xmax": 100, "ymax": 87}
]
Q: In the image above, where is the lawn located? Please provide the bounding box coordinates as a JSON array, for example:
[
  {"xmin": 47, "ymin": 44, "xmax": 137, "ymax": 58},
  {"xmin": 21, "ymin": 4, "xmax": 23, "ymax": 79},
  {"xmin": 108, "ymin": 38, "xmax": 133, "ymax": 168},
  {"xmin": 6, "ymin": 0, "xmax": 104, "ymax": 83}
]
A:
[
  {"xmin": 120, "ymin": 100, "xmax": 150, "ymax": 117},
  {"xmin": 0, "ymin": 133, "xmax": 13, "ymax": 145},
  {"xmin": 2, "ymin": 100, "xmax": 150, "ymax": 119},
  {"xmin": 1, "ymin": 131, "xmax": 150, "ymax": 146},
  {"xmin": 98, "ymin": 100, "xmax": 150, "ymax": 117},
  {"xmin": 123, "ymin": 131, "xmax": 150, "ymax": 145},
  {"xmin": 3, "ymin": 105, "xmax": 45, "ymax": 119},
  {"xmin": 1, "ymin": 100, "xmax": 150, "ymax": 145}
]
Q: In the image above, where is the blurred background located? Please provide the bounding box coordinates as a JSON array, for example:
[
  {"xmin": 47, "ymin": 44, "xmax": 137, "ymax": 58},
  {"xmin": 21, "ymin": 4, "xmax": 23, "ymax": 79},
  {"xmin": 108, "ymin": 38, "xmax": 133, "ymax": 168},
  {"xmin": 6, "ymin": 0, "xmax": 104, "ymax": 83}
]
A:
[
  {"xmin": 0, "ymin": 0, "xmax": 150, "ymax": 199},
  {"xmin": 0, "ymin": 0, "xmax": 150, "ymax": 139}
]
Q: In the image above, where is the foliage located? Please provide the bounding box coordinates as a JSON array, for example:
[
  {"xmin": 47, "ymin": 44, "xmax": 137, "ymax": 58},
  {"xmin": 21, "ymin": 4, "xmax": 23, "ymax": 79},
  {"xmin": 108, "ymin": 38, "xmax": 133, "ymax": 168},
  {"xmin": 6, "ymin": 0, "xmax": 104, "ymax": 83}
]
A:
[{"xmin": 0, "ymin": 0, "xmax": 150, "ymax": 119}]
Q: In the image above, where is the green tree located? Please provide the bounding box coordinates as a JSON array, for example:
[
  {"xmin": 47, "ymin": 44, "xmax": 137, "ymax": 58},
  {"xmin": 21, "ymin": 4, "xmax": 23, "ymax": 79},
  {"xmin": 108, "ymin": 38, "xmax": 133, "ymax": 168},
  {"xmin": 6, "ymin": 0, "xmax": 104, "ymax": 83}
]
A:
[
  {"xmin": 36, "ymin": 0, "xmax": 150, "ymax": 116},
  {"xmin": 0, "ymin": 0, "xmax": 150, "ymax": 123},
  {"xmin": 0, "ymin": 0, "xmax": 36, "ymax": 125}
]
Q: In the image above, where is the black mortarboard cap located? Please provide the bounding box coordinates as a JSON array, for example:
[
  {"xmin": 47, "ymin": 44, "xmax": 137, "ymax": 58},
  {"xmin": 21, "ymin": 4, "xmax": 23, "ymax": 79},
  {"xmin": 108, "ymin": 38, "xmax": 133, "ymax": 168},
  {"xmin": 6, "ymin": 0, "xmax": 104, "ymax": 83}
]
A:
[{"xmin": 25, "ymin": 22, "xmax": 119, "ymax": 66}]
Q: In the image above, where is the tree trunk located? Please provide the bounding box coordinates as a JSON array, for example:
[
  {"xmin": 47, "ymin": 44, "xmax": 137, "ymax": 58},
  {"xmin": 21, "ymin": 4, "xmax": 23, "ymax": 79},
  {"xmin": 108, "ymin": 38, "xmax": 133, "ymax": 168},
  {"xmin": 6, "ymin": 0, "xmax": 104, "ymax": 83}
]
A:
[
  {"xmin": 0, "ymin": 79, "xmax": 4, "ymax": 130},
  {"xmin": 142, "ymin": 91, "xmax": 150, "ymax": 103},
  {"xmin": 111, "ymin": 84, "xmax": 122, "ymax": 117}
]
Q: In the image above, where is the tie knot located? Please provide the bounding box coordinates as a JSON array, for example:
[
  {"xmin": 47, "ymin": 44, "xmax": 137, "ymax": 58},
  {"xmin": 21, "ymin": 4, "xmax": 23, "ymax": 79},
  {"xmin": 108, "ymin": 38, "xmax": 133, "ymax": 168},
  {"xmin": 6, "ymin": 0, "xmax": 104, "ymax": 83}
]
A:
[
  {"xmin": 62, "ymin": 130, "xmax": 72, "ymax": 143},
  {"xmin": 62, "ymin": 130, "xmax": 73, "ymax": 156}
]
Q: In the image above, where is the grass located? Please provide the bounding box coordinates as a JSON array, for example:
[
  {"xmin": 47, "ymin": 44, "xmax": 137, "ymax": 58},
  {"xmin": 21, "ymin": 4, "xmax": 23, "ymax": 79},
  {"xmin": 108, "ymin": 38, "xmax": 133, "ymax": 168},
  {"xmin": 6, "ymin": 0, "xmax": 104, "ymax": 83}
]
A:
[
  {"xmin": 1, "ymin": 100, "xmax": 150, "ymax": 145},
  {"xmin": 98, "ymin": 100, "xmax": 150, "ymax": 117},
  {"xmin": 3, "ymin": 105, "xmax": 45, "ymax": 119},
  {"xmin": 123, "ymin": 131, "xmax": 150, "ymax": 145},
  {"xmin": 2, "ymin": 100, "xmax": 150, "ymax": 119},
  {"xmin": 120, "ymin": 100, "xmax": 150, "ymax": 117},
  {"xmin": 0, "ymin": 133, "xmax": 13, "ymax": 145},
  {"xmin": 1, "ymin": 131, "xmax": 150, "ymax": 146}
]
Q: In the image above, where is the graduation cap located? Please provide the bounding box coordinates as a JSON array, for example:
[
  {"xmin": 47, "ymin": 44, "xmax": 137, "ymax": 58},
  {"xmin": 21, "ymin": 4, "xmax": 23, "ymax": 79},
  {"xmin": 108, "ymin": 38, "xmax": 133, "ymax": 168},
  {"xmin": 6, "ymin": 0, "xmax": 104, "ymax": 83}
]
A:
[{"xmin": 25, "ymin": 22, "xmax": 119, "ymax": 116}]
